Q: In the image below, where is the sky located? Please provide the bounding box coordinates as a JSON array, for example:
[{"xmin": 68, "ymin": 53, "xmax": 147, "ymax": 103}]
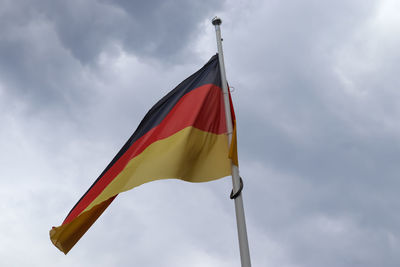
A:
[{"xmin": 1, "ymin": 0, "xmax": 400, "ymax": 266}]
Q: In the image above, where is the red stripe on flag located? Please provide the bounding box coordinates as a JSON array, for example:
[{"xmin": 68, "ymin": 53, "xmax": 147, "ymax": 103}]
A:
[{"xmin": 63, "ymin": 84, "xmax": 226, "ymax": 224}]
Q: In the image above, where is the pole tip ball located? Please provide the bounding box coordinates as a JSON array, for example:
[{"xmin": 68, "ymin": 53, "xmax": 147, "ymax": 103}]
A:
[{"xmin": 212, "ymin": 16, "xmax": 222, "ymax": 26}]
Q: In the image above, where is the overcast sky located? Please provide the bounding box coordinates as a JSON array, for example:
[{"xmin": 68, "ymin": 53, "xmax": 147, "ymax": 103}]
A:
[{"xmin": 1, "ymin": 0, "xmax": 400, "ymax": 266}]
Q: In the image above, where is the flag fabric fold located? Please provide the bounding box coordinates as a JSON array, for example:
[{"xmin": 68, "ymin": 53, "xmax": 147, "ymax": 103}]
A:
[
  {"xmin": 228, "ymin": 88, "xmax": 239, "ymax": 166},
  {"xmin": 50, "ymin": 54, "xmax": 234, "ymax": 254}
]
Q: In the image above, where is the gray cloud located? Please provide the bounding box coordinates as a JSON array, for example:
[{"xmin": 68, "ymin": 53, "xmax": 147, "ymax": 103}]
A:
[
  {"xmin": 33, "ymin": 0, "xmax": 224, "ymax": 63},
  {"xmin": 0, "ymin": 0, "xmax": 224, "ymax": 114},
  {"xmin": 1, "ymin": 0, "xmax": 400, "ymax": 266},
  {"xmin": 221, "ymin": 1, "xmax": 400, "ymax": 266}
]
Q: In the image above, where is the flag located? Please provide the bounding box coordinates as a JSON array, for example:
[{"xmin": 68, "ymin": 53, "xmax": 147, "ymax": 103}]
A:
[{"xmin": 50, "ymin": 54, "xmax": 234, "ymax": 254}]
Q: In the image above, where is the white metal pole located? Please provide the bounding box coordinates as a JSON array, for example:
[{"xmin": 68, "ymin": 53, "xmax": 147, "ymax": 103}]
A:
[{"xmin": 212, "ymin": 16, "xmax": 251, "ymax": 267}]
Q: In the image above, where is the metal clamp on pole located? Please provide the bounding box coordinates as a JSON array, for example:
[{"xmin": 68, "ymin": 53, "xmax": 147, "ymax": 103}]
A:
[{"xmin": 230, "ymin": 177, "xmax": 244, "ymax": 199}]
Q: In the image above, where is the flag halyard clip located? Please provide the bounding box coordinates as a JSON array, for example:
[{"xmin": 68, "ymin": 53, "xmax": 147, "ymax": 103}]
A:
[{"xmin": 230, "ymin": 177, "xmax": 244, "ymax": 199}]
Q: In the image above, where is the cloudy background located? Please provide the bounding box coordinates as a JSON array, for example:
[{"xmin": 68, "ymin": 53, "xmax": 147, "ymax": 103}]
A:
[{"xmin": 1, "ymin": 0, "xmax": 400, "ymax": 266}]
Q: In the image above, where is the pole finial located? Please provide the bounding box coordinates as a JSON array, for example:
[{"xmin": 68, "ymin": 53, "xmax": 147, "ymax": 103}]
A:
[{"xmin": 212, "ymin": 16, "xmax": 222, "ymax": 26}]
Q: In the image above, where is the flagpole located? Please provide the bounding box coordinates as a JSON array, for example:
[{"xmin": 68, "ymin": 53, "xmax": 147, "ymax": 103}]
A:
[{"xmin": 212, "ymin": 16, "xmax": 251, "ymax": 267}]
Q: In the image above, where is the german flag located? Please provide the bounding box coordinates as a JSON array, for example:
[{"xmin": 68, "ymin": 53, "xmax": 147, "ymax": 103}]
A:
[{"xmin": 50, "ymin": 54, "xmax": 233, "ymax": 254}]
